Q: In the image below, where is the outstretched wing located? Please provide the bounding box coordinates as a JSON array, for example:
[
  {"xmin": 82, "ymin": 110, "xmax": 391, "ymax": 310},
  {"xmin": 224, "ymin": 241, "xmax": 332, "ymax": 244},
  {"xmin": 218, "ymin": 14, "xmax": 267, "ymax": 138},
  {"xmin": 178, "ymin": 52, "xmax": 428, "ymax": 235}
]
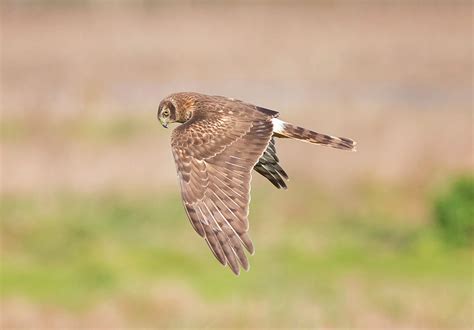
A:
[{"xmin": 171, "ymin": 102, "xmax": 273, "ymax": 275}]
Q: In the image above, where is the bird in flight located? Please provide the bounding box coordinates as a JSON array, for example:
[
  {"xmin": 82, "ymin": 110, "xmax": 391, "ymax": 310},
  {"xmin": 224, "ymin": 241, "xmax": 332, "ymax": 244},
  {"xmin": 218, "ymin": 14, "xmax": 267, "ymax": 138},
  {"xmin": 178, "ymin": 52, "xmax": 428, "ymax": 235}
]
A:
[{"xmin": 157, "ymin": 92, "xmax": 356, "ymax": 275}]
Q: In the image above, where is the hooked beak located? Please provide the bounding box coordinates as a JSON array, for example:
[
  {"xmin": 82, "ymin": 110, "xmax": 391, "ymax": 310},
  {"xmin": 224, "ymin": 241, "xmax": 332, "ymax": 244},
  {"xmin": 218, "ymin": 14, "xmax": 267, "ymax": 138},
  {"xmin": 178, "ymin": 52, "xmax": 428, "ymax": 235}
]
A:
[{"xmin": 159, "ymin": 117, "xmax": 169, "ymax": 129}]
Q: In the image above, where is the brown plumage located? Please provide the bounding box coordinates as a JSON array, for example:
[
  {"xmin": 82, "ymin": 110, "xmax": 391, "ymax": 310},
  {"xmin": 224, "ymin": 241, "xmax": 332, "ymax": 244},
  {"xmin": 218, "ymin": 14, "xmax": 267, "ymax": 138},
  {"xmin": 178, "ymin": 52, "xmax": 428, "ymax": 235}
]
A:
[{"xmin": 157, "ymin": 92, "xmax": 356, "ymax": 275}]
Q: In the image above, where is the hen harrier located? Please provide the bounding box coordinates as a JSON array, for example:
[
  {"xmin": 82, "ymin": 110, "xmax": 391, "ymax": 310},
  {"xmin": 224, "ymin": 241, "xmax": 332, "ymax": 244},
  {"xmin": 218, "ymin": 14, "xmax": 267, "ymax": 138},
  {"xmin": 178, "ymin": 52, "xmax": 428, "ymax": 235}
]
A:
[{"xmin": 157, "ymin": 92, "xmax": 356, "ymax": 275}]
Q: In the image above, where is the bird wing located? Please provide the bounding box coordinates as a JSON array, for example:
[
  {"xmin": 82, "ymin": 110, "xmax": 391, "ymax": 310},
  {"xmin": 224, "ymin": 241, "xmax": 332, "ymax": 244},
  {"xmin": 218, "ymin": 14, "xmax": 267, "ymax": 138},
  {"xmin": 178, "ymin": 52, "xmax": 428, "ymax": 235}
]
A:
[
  {"xmin": 171, "ymin": 102, "xmax": 273, "ymax": 275},
  {"xmin": 253, "ymin": 137, "xmax": 289, "ymax": 189}
]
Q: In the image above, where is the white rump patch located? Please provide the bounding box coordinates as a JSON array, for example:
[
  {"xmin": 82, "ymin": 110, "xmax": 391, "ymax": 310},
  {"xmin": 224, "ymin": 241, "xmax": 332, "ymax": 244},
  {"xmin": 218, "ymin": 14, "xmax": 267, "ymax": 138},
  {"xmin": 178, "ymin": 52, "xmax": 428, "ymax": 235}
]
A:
[{"xmin": 272, "ymin": 118, "xmax": 286, "ymax": 134}]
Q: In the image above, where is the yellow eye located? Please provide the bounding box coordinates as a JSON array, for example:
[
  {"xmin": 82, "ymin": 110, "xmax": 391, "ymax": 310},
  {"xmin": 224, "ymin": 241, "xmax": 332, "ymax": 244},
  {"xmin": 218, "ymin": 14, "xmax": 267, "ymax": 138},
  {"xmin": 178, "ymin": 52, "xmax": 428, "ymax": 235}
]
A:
[{"xmin": 162, "ymin": 109, "xmax": 170, "ymax": 117}]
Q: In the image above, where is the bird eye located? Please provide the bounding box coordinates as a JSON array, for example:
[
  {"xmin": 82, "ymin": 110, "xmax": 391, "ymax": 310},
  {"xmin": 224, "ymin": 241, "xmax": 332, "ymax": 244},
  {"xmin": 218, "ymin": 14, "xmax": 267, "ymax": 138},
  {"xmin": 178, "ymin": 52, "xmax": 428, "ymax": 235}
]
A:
[{"xmin": 162, "ymin": 109, "xmax": 170, "ymax": 117}]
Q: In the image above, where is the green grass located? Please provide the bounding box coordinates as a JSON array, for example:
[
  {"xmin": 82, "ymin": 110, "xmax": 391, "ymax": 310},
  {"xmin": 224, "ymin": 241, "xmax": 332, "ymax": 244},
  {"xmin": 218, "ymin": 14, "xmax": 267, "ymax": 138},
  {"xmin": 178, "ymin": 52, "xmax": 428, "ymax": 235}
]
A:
[
  {"xmin": 1, "ymin": 186, "xmax": 472, "ymax": 327},
  {"xmin": 0, "ymin": 114, "xmax": 161, "ymax": 144}
]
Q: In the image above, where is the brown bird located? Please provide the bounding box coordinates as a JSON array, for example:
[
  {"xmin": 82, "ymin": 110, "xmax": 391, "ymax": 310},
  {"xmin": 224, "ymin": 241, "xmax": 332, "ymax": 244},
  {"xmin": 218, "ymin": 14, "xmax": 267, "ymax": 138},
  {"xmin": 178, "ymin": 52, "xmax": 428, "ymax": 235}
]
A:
[{"xmin": 157, "ymin": 92, "xmax": 356, "ymax": 275}]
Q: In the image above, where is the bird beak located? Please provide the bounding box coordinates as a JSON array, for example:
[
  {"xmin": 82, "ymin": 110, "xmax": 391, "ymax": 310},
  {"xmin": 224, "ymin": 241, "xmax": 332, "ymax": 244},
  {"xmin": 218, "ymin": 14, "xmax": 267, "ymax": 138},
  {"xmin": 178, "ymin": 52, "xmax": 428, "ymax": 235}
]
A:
[{"xmin": 159, "ymin": 118, "xmax": 168, "ymax": 129}]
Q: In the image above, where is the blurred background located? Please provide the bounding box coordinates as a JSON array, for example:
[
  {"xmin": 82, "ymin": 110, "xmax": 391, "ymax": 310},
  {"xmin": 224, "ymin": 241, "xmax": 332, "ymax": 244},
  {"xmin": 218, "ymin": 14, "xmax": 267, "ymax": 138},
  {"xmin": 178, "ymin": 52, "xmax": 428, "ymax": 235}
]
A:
[{"xmin": 1, "ymin": 1, "xmax": 473, "ymax": 328}]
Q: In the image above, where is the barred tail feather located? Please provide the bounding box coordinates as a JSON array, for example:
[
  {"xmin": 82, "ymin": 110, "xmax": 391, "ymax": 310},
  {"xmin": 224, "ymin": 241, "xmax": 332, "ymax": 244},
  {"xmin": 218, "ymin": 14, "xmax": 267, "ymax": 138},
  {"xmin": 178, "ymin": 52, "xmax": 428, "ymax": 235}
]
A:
[{"xmin": 272, "ymin": 118, "xmax": 356, "ymax": 151}]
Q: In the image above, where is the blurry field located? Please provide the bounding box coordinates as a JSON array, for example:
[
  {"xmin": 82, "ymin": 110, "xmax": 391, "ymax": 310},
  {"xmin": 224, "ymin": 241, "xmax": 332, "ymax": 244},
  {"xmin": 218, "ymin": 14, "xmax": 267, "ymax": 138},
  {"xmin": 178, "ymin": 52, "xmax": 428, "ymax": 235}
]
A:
[
  {"xmin": 1, "ymin": 180, "xmax": 472, "ymax": 328},
  {"xmin": 1, "ymin": 1, "xmax": 473, "ymax": 329},
  {"xmin": 1, "ymin": 119, "xmax": 472, "ymax": 329}
]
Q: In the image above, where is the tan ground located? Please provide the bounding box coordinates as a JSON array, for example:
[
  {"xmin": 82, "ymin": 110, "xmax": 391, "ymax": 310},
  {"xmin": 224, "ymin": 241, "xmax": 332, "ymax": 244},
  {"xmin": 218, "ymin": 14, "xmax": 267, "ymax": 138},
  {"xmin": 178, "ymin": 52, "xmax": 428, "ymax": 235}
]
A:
[{"xmin": 1, "ymin": 2, "xmax": 473, "ymax": 194}]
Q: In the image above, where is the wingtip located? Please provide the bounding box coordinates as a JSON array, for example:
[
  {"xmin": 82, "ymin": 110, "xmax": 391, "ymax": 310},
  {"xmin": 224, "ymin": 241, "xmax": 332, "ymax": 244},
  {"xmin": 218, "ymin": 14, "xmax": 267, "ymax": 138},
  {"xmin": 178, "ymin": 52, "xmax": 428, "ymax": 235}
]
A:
[
  {"xmin": 278, "ymin": 182, "xmax": 288, "ymax": 190},
  {"xmin": 249, "ymin": 245, "xmax": 255, "ymax": 256},
  {"xmin": 241, "ymin": 261, "xmax": 250, "ymax": 272},
  {"xmin": 230, "ymin": 266, "xmax": 240, "ymax": 276},
  {"xmin": 230, "ymin": 263, "xmax": 250, "ymax": 276}
]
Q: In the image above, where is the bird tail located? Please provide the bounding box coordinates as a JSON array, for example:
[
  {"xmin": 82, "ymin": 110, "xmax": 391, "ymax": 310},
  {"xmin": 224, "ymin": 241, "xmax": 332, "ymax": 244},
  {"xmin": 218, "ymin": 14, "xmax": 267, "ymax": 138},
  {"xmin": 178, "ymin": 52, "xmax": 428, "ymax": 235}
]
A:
[{"xmin": 272, "ymin": 118, "xmax": 357, "ymax": 151}]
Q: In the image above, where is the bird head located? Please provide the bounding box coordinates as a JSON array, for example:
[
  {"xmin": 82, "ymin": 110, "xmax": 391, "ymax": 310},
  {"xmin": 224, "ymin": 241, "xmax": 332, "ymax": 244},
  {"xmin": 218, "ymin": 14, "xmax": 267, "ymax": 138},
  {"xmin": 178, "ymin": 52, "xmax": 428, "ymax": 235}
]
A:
[
  {"xmin": 157, "ymin": 98, "xmax": 176, "ymax": 128},
  {"xmin": 157, "ymin": 93, "xmax": 197, "ymax": 128}
]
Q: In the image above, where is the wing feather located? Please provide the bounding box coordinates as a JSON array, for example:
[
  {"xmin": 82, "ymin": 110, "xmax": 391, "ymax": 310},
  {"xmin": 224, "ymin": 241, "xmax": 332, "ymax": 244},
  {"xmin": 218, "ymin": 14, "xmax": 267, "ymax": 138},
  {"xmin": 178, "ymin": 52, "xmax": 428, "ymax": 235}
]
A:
[
  {"xmin": 254, "ymin": 137, "xmax": 289, "ymax": 189},
  {"xmin": 171, "ymin": 99, "xmax": 273, "ymax": 274}
]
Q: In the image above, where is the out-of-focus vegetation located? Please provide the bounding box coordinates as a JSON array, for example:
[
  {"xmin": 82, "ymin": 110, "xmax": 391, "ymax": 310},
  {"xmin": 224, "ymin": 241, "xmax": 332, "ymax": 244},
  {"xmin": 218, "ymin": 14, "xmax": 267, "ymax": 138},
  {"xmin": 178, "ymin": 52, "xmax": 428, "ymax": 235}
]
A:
[
  {"xmin": 434, "ymin": 176, "xmax": 474, "ymax": 247},
  {"xmin": 1, "ymin": 181, "xmax": 473, "ymax": 328},
  {"xmin": 0, "ymin": 114, "xmax": 157, "ymax": 144}
]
